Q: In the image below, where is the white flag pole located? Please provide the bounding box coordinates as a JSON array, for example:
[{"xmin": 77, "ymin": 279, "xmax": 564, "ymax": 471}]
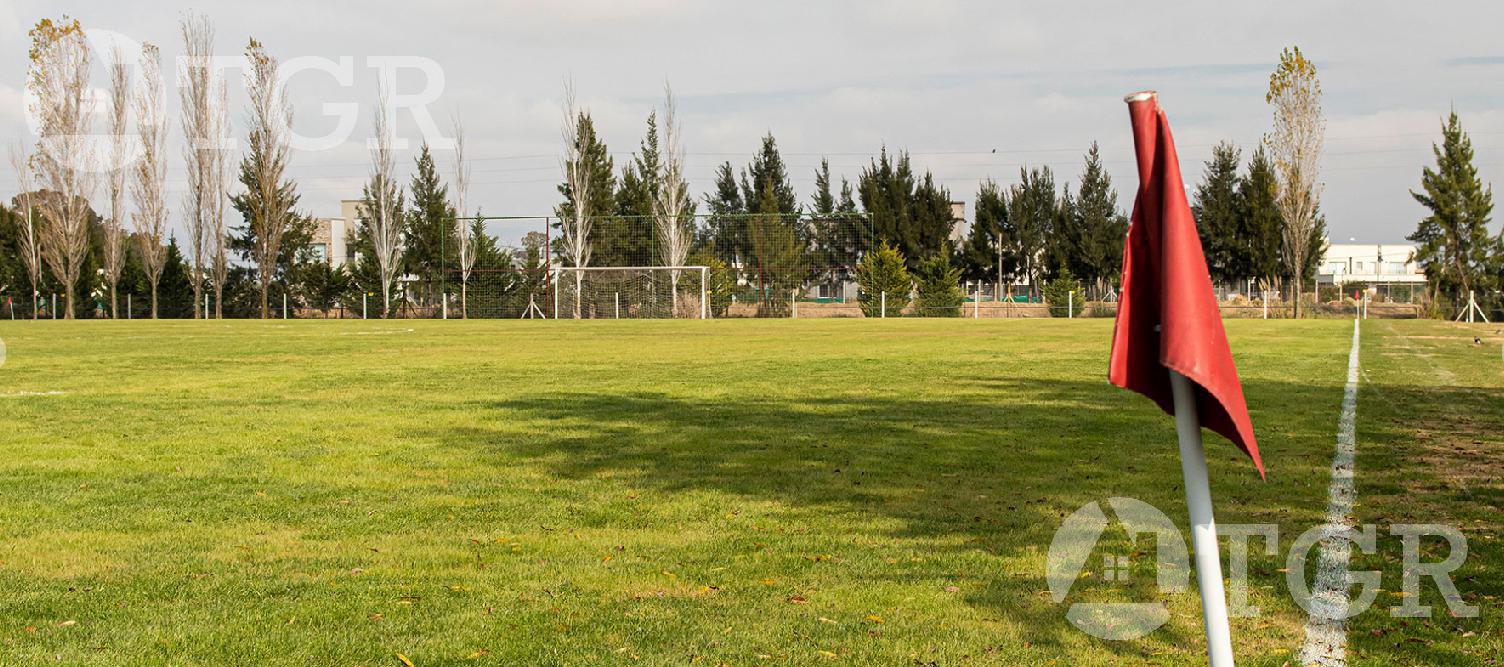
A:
[{"xmin": 1169, "ymin": 369, "xmax": 1236, "ymax": 666}]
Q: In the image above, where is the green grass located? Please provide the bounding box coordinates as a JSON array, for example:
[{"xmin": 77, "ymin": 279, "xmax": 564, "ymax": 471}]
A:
[{"xmin": 0, "ymin": 318, "xmax": 1496, "ymax": 665}]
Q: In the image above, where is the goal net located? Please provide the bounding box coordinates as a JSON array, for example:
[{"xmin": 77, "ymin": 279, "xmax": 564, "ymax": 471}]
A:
[{"xmin": 553, "ymin": 266, "xmax": 709, "ymax": 319}]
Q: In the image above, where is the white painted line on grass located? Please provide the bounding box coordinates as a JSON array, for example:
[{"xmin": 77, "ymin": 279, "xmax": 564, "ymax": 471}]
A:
[{"xmin": 1299, "ymin": 319, "xmax": 1361, "ymax": 666}]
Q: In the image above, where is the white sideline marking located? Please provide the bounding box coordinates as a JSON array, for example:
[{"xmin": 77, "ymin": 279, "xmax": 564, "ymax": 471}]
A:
[
  {"xmin": 1299, "ymin": 319, "xmax": 1361, "ymax": 666},
  {"xmin": 0, "ymin": 390, "xmax": 67, "ymax": 398}
]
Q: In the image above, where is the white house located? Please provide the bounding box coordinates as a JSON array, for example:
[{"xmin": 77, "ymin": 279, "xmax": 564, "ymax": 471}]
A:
[{"xmin": 1316, "ymin": 242, "xmax": 1427, "ymax": 287}]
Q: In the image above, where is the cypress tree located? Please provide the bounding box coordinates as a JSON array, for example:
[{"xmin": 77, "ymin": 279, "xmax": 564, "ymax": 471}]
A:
[
  {"xmin": 1409, "ymin": 111, "xmax": 1495, "ymax": 306},
  {"xmin": 960, "ymin": 179, "xmax": 1008, "ymax": 290},
  {"xmin": 1238, "ymin": 147, "xmax": 1284, "ymax": 293},
  {"xmin": 1192, "ymin": 142, "xmax": 1244, "ymax": 284},
  {"xmin": 1005, "ymin": 166, "xmax": 1057, "ymax": 295},
  {"xmin": 701, "ymin": 162, "xmax": 745, "ymax": 261},
  {"xmin": 1065, "ymin": 143, "xmax": 1128, "ymax": 295},
  {"xmin": 858, "ymin": 147, "xmax": 952, "ymax": 272},
  {"xmin": 404, "ymin": 143, "xmax": 455, "ymax": 307}
]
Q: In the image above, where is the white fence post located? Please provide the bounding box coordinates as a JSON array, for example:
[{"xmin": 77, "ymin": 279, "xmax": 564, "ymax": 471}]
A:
[
  {"xmin": 362, "ymin": 293, "xmax": 367, "ymax": 320},
  {"xmin": 553, "ymin": 268, "xmax": 561, "ymax": 319},
  {"xmin": 700, "ymin": 267, "xmax": 708, "ymax": 320},
  {"xmin": 1068, "ymin": 290, "xmax": 1074, "ymax": 319},
  {"xmin": 614, "ymin": 292, "xmax": 619, "ymax": 319},
  {"xmin": 792, "ymin": 290, "xmax": 798, "ymax": 319},
  {"xmin": 1262, "ymin": 290, "xmax": 1268, "ymax": 319},
  {"xmin": 880, "ymin": 291, "xmax": 886, "ymax": 319},
  {"xmin": 283, "ymin": 293, "xmax": 288, "ymax": 319},
  {"xmin": 51, "ymin": 293, "xmax": 56, "ymax": 319},
  {"xmin": 974, "ymin": 289, "xmax": 980, "ymax": 319},
  {"xmin": 127, "ymin": 293, "xmax": 132, "ymax": 320}
]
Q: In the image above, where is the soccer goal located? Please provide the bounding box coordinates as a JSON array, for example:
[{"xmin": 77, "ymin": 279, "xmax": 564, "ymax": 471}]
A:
[{"xmin": 553, "ymin": 266, "xmax": 709, "ymax": 319}]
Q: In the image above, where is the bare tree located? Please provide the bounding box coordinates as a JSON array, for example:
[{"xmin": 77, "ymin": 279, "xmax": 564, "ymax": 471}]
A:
[
  {"xmin": 242, "ymin": 38, "xmax": 295, "ymax": 318},
  {"xmin": 27, "ymin": 18, "xmax": 97, "ymax": 320},
  {"xmin": 1266, "ymin": 46, "xmax": 1325, "ymax": 318},
  {"xmin": 8, "ymin": 145, "xmax": 44, "ymax": 319},
  {"xmin": 103, "ymin": 46, "xmax": 129, "ymax": 318},
  {"xmin": 559, "ymin": 80, "xmax": 592, "ymax": 319},
  {"xmin": 131, "ymin": 43, "xmax": 168, "ymax": 318},
  {"xmin": 654, "ymin": 82, "xmax": 693, "ymax": 313},
  {"xmin": 209, "ymin": 80, "xmax": 230, "ymax": 318},
  {"xmin": 450, "ymin": 114, "xmax": 475, "ymax": 318},
  {"xmin": 182, "ymin": 13, "xmax": 229, "ymax": 318},
  {"xmin": 362, "ymin": 82, "xmax": 404, "ymax": 318}
]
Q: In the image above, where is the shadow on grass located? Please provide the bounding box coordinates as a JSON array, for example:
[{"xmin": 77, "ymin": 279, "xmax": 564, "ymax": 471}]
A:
[
  {"xmin": 426, "ymin": 371, "xmax": 1500, "ymax": 660},
  {"xmin": 417, "ymin": 376, "xmax": 1254, "ymax": 654}
]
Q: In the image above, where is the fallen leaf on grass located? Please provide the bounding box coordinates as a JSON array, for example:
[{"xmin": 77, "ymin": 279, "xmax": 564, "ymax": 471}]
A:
[
  {"xmin": 396, "ymin": 653, "xmax": 414, "ymax": 666},
  {"xmin": 56, "ymin": 620, "xmax": 76, "ymax": 628},
  {"xmin": 787, "ymin": 595, "xmax": 808, "ymax": 605},
  {"xmin": 865, "ymin": 615, "xmax": 884, "ymax": 624},
  {"xmin": 466, "ymin": 649, "xmax": 489, "ymax": 659}
]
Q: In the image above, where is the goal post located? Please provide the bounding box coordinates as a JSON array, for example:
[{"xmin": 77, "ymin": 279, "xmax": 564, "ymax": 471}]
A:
[{"xmin": 552, "ymin": 266, "xmax": 709, "ymax": 319}]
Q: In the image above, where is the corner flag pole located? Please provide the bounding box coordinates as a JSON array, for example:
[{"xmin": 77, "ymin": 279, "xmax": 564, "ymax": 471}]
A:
[{"xmin": 1169, "ymin": 369, "xmax": 1236, "ymax": 666}]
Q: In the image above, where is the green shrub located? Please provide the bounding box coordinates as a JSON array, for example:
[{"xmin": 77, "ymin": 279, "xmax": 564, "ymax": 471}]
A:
[
  {"xmin": 1043, "ymin": 267, "xmax": 1084, "ymax": 318},
  {"xmin": 856, "ymin": 241, "xmax": 911, "ymax": 318},
  {"xmin": 913, "ymin": 244, "xmax": 965, "ymax": 317}
]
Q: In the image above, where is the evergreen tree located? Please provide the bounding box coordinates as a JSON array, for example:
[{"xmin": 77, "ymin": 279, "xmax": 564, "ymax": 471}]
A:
[
  {"xmin": 1005, "ymin": 166, "xmax": 1058, "ymax": 294},
  {"xmin": 1239, "ymin": 146, "xmax": 1284, "ymax": 292},
  {"xmin": 607, "ymin": 110, "xmax": 660, "ymax": 266},
  {"xmin": 1409, "ymin": 111, "xmax": 1496, "ymax": 306},
  {"xmin": 837, "ymin": 177, "xmax": 857, "ymax": 213},
  {"xmin": 1192, "ymin": 142, "xmax": 1244, "ymax": 284},
  {"xmin": 157, "ymin": 236, "xmax": 196, "ymax": 318},
  {"xmin": 812, "ymin": 158, "xmax": 836, "ymax": 215},
  {"xmin": 747, "ymin": 183, "xmax": 807, "ymax": 316},
  {"xmin": 1043, "ymin": 266, "xmax": 1084, "ymax": 317},
  {"xmin": 913, "ymin": 243, "xmax": 964, "ymax": 316},
  {"xmin": 858, "ymin": 147, "xmax": 954, "ymax": 271},
  {"xmin": 855, "ymin": 241, "xmax": 911, "ymax": 318},
  {"xmin": 1065, "ymin": 143, "xmax": 1128, "ymax": 295},
  {"xmin": 700, "ymin": 162, "xmax": 744, "ymax": 260},
  {"xmin": 404, "ymin": 143, "xmax": 456, "ymax": 307},
  {"xmin": 960, "ymin": 179, "xmax": 1008, "ymax": 288},
  {"xmin": 740, "ymin": 133, "xmax": 799, "ymax": 218}
]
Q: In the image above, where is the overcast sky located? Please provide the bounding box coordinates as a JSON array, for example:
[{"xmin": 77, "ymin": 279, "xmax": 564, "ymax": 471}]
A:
[{"xmin": 4, "ymin": 1, "xmax": 1504, "ymax": 246}]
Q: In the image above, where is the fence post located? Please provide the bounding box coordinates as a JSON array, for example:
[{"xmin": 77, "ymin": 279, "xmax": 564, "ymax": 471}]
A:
[
  {"xmin": 127, "ymin": 293, "xmax": 132, "ymax": 320},
  {"xmin": 553, "ymin": 268, "xmax": 560, "ymax": 319},
  {"xmin": 1068, "ymin": 290, "xmax": 1074, "ymax": 319},
  {"xmin": 614, "ymin": 292, "xmax": 619, "ymax": 320},
  {"xmin": 700, "ymin": 267, "xmax": 708, "ymax": 320},
  {"xmin": 442, "ymin": 295, "xmax": 448, "ymax": 320},
  {"xmin": 52, "ymin": 293, "xmax": 56, "ymax": 319},
  {"xmin": 974, "ymin": 289, "xmax": 980, "ymax": 319},
  {"xmin": 792, "ymin": 290, "xmax": 798, "ymax": 319},
  {"xmin": 881, "ymin": 291, "xmax": 886, "ymax": 319},
  {"xmin": 1262, "ymin": 290, "xmax": 1268, "ymax": 319},
  {"xmin": 362, "ymin": 293, "xmax": 367, "ymax": 320},
  {"xmin": 283, "ymin": 293, "xmax": 288, "ymax": 320}
]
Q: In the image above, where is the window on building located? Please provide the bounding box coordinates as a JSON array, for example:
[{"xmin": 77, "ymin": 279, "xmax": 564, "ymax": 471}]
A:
[{"xmin": 309, "ymin": 243, "xmax": 327, "ymax": 262}]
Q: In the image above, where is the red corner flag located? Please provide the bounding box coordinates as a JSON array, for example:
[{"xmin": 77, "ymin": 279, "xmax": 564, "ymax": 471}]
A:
[{"xmin": 1109, "ymin": 92, "xmax": 1264, "ymax": 478}]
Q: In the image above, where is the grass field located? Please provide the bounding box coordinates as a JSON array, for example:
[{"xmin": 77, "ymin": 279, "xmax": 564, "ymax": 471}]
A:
[{"xmin": 0, "ymin": 318, "xmax": 1497, "ymax": 665}]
